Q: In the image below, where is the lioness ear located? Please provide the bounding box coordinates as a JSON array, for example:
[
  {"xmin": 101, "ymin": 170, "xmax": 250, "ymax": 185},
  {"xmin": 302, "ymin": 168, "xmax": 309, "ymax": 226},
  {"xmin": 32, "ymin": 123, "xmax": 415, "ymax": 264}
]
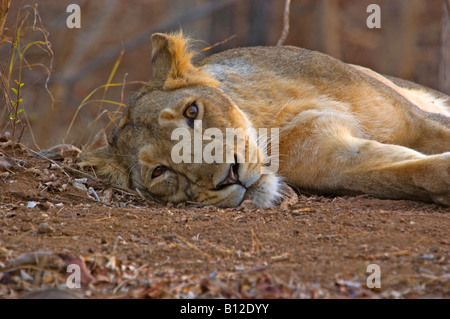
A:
[
  {"xmin": 150, "ymin": 32, "xmax": 218, "ymax": 90},
  {"xmin": 80, "ymin": 146, "xmax": 128, "ymax": 187}
]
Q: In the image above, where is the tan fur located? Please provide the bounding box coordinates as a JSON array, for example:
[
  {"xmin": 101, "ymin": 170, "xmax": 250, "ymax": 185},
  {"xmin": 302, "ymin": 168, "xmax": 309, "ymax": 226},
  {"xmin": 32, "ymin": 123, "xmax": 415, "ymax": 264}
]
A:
[
  {"xmin": 151, "ymin": 32, "xmax": 219, "ymax": 90},
  {"xmin": 81, "ymin": 32, "xmax": 450, "ymax": 207}
]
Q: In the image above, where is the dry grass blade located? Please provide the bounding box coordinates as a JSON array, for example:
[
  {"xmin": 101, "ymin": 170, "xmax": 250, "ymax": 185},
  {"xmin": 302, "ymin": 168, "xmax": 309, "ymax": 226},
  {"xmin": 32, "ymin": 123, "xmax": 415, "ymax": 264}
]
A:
[
  {"xmin": 0, "ymin": 4, "xmax": 54, "ymax": 147},
  {"xmin": 64, "ymin": 81, "xmax": 144, "ymax": 144},
  {"xmin": 176, "ymin": 235, "xmax": 212, "ymax": 261},
  {"xmin": 0, "ymin": 0, "xmax": 11, "ymax": 39},
  {"xmin": 251, "ymin": 229, "xmax": 262, "ymax": 253}
]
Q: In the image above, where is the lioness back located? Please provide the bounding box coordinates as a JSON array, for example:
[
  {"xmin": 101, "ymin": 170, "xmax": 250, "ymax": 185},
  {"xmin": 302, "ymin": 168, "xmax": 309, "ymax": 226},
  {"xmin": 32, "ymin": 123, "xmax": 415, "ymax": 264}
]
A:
[{"xmin": 199, "ymin": 46, "xmax": 450, "ymax": 149}]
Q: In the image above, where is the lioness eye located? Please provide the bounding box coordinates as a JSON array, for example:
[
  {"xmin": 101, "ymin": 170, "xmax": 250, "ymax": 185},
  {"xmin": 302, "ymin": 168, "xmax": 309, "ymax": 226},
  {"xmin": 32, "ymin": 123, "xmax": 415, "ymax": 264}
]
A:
[
  {"xmin": 184, "ymin": 102, "xmax": 198, "ymax": 122},
  {"xmin": 151, "ymin": 166, "xmax": 167, "ymax": 179}
]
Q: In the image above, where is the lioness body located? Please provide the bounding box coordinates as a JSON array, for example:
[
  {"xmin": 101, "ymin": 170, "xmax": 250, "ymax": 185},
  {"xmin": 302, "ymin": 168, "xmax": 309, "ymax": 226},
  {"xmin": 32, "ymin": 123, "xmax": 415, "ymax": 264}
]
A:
[
  {"xmin": 83, "ymin": 33, "xmax": 450, "ymax": 207},
  {"xmin": 200, "ymin": 46, "xmax": 450, "ymax": 201}
]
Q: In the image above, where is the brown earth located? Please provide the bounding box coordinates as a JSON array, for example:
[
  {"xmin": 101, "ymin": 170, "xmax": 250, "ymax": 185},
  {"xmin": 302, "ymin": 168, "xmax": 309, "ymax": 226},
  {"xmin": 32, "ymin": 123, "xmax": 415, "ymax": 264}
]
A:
[{"xmin": 0, "ymin": 140, "xmax": 449, "ymax": 299}]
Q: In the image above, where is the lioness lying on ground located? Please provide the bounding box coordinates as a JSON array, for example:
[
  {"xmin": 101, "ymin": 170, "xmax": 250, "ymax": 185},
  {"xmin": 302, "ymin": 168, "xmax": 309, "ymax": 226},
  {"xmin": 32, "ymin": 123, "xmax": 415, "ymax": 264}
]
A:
[{"xmin": 82, "ymin": 32, "xmax": 450, "ymax": 207}]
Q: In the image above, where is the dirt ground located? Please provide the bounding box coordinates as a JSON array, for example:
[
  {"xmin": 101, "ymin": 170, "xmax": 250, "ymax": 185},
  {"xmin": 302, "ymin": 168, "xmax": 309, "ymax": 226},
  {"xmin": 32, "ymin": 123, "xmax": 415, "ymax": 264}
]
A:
[{"xmin": 0, "ymin": 139, "xmax": 449, "ymax": 299}]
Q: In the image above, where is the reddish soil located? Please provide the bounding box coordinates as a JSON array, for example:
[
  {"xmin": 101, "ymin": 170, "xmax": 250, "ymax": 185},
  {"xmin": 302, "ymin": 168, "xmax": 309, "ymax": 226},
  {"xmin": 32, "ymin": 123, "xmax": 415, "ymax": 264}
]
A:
[{"xmin": 0, "ymin": 140, "xmax": 449, "ymax": 299}]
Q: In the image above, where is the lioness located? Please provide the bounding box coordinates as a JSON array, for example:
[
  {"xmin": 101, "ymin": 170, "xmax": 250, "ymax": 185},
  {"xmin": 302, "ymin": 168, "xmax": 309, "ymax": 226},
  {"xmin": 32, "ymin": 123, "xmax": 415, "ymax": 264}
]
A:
[{"xmin": 82, "ymin": 32, "xmax": 450, "ymax": 207}]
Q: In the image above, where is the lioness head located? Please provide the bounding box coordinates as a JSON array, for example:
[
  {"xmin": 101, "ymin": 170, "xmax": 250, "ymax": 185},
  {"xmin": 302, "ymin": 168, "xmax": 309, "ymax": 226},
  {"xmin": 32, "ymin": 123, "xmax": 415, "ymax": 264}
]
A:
[{"xmin": 81, "ymin": 32, "xmax": 281, "ymax": 207}]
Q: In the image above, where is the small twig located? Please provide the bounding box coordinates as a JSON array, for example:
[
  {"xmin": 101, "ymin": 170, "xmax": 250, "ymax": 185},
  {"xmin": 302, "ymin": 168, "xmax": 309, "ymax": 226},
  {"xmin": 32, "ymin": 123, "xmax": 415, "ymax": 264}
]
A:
[
  {"xmin": 200, "ymin": 239, "xmax": 233, "ymax": 255},
  {"xmin": 201, "ymin": 34, "xmax": 237, "ymax": 52},
  {"xmin": 176, "ymin": 235, "xmax": 212, "ymax": 261},
  {"xmin": 234, "ymin": 264, "xmax": 269, "ymax": 276},
  {"xmin": 17, "ymin": 125, "xmax": 25, "ymax": 144},
  {"xmin": 250, "ymin": 229, "xmax": 262, "ymax": 253},
  {"xmin": 277, "ymin": 0, "xmax": 291, "ymax": 46}
]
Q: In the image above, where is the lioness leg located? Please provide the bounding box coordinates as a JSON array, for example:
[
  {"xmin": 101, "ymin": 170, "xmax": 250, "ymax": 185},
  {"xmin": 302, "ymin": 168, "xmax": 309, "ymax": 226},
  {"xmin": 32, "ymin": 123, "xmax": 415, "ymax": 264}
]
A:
[
  {"xmin": 395, "ymin": 113, "xmax": 450, "ymax": 155},
  {"xmin": 280, "ymin": 126, "xmax": 450, "ymax": 205},
  {"xmin": 335, "ymin": 138, "xmax": 450, "ymax": 205}
]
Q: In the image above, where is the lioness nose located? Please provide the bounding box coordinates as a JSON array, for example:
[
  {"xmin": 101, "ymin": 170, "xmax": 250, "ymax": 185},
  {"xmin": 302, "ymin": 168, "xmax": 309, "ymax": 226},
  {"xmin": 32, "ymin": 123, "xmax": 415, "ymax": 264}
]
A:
[{"xmin": 216, "ymin": 162, "xmax": 240, "ymax": 189}]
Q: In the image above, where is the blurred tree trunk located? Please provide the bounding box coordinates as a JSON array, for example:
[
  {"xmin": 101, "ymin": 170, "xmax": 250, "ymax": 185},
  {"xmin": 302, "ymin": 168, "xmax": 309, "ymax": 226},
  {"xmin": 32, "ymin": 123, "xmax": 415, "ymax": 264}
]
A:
[
  {"xmin": 440, "ymin": 0, "xmax": 450, "ymax": 94},
  {"xmin": 0, "ymin": 0, "xmax": 11, "ymax": 38},
  {"xmin": 248, "ymin": 0, "xmax": 273, "ymax": 46},
  {"xmin": 313, "ymin": 0, "xmax": 341, "ymax": 59},
  {"xmin": 209, "ymin": 0, "xmax": 235, "ymax": 53},
  {"xmin": 382, "ymin": 0, "xmax": 421, "ymax": 80}
]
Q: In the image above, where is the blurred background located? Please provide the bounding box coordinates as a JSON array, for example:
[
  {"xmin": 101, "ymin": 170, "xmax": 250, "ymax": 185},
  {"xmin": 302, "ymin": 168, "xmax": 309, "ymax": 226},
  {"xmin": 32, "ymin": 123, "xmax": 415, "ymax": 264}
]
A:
[{"xmin": 1, "ymin": 0, "xmax": 449, "ymax": 149}]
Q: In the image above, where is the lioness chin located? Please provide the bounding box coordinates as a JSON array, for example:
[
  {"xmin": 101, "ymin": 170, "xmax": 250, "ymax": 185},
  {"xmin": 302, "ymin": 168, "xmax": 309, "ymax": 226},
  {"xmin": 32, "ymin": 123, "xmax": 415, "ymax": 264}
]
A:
[{"xmin": 81, "ymin": 32, "xmax": 450, "ymax": 207}]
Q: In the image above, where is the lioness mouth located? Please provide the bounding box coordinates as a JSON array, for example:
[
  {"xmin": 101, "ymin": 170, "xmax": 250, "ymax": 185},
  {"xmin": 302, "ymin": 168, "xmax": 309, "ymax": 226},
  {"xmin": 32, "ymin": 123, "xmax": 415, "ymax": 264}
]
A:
[{"xmin": 213, "ymin": 156, "xmax": 245, "ymax": 190}]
